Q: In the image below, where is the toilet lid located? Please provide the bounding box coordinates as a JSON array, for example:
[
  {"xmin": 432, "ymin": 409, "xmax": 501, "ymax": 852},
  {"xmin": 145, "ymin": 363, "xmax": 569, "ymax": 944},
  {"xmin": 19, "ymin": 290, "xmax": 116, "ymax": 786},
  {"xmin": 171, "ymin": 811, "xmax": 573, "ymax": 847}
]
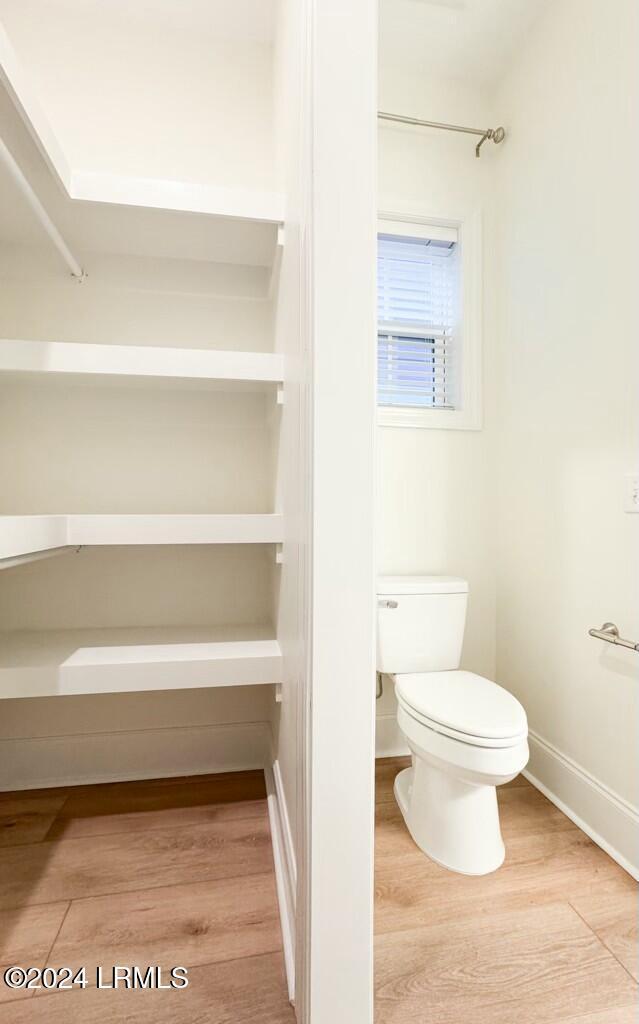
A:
[{"xmin": 395, "ymin": 670, "xmax": 527, "ymax": 744}]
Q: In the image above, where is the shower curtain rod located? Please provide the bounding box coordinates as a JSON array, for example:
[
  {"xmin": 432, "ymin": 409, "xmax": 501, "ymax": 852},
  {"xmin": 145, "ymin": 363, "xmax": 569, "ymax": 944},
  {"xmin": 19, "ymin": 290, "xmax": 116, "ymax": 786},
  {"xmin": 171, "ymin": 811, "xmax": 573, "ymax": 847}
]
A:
[{"xmin": 378, "ymin": 111, "xmax": 506, "ymax": 158}]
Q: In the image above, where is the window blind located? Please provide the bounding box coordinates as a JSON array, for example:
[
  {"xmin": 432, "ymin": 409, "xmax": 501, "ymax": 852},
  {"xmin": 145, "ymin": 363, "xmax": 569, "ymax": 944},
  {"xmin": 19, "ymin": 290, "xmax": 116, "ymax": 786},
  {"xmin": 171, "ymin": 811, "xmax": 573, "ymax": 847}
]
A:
[{"xmin": 377, "ymin": 232, "xmax": 459, "ymax": 410}]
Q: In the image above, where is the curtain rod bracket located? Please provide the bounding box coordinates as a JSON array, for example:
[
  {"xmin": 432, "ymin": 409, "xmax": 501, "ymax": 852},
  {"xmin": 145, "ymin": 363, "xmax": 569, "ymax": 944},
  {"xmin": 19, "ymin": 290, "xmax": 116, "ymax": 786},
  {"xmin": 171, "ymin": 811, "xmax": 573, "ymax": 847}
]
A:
[{"xmin": 378, "ymin": 111, "xmax": 506, "ymax": 158}]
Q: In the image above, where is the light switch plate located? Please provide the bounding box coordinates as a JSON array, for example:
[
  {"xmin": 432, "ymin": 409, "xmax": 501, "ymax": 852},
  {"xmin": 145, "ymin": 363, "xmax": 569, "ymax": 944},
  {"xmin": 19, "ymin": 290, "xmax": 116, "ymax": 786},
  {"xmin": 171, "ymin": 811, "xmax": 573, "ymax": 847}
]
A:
[{"xmin": 624, "ymin": 474, "xmax": 639, "ymax": 513}]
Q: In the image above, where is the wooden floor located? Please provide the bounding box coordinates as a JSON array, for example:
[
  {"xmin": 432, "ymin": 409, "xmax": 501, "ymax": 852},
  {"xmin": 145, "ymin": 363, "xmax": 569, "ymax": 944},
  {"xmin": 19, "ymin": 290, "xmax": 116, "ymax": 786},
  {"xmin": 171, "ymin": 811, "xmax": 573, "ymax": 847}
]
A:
[
  {"xmin": 0, "ymin": 771, "xmax": 295, "ymax": 1023},
  {"xmin": 375, "ymin": 757, "xmax": 639, "ymax": 1024},
  {"xmin": 3, "ymin": 761, "xmax": 636, "ymax": 1023}
]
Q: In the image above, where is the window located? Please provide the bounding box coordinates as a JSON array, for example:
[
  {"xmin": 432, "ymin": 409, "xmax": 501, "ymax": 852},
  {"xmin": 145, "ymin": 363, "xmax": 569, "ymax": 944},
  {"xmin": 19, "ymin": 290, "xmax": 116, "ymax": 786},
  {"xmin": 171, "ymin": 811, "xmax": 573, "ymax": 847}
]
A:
[{"xmin": 377, "ymin": 215, "xmax": 481, "ymax": 430}]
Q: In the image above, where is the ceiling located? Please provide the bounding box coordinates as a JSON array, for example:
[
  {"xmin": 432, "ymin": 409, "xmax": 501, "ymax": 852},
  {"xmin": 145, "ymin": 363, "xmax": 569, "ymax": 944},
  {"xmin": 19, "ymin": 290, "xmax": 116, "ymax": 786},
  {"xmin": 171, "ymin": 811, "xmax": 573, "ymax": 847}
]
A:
[
  {"xmin": 0, "ymin": 0, "xmax": 276, "ymax": 44},
  {"xmin": 1, "ymin": 0, "xmax": 546, "ymax": 82},
  {"xmin": 379, "ymin": 0, "xmax": 550, "ymax": 84}
]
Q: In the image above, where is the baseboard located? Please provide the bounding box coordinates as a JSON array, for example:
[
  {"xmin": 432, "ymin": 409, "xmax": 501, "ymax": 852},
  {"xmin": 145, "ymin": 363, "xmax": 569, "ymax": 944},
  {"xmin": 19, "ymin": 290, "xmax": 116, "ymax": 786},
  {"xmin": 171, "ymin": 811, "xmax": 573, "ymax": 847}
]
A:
[
  {"xmin": 264, "ymin": 758, "xmax": 296, "ymax": 1002},
  {"xmin": 0, "ymin": 721, "xmax": 271, "ymax": 791},
  {"xmin": 375, "ymin": 713, "xmax": 409, "ymax": 758},
  {"xmin": 525, "ymin": 730, "xmax": 639, "ymax": 881}
]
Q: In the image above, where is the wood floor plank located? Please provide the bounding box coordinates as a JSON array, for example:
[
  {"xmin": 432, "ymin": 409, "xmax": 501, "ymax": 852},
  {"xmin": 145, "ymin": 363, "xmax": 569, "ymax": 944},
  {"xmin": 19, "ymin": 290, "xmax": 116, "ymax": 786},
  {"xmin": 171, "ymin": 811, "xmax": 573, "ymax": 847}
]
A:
[
  {"xmin": 49, "ymin": 795, "xmax": 267, "ymax": 840},
  {"xmin": 0, "ymin": 788, "xmax": 69, "ymax": 804},
  {"xmin": 55, "ymin": 770, "xmax": 266, "ymax": 819},
  {"xmin": 375, "ymin": 757, "xmax": 411, "ymax": 804},
  {"xmin": 375, "ymin": 825, "xmax": 636, "ymax": 937},
  {"xmin": 571, "ymin": 891, "xmax": 638, "ymax": 981},
  {"xmin": 0, "ymin": 816, "xmax": 274, "ymax": 910},
  {"xmin": 558, "ymin": 1007, "xmax": 639, "ymax": 1024},
  {"xmin": 118, "ymin": 770, "xmax": 267, "ymax": 790},
  {"xmin": 0, "ymin": 795, "xmax": 68, "ymax": 848},
  {"xmin": 0, "ymin": 902, "xmax": 69, "ymax": 1005},
  {"xmin": 498, "ymin": 784, "xmax": 576, "ymax": 838},
  {"xmin": 375, "ymin": 902, "xmax": 638, "ymax": 1024},
  {"xmin": 374, "ymin": 766, "xmax": 637, "ymax": 1023},
  {"xmin": 0, "ymin": 953, "xmax": 295, "ymax": 1023},
  {"xmin": 43, "ymin": 872, "xmax": 282, "ymax": 983},
  {"xmin": 0, "ymin": 775, "xmax": 290, "ymax": 1023}
]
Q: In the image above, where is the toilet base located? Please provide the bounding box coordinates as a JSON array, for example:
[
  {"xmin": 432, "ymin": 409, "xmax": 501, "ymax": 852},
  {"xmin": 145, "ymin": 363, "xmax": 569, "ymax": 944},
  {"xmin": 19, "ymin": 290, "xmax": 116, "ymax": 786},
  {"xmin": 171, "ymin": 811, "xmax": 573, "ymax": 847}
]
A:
[{"xmin": 394, "ymin": 763, "xmax": 505, "ymax": 876}]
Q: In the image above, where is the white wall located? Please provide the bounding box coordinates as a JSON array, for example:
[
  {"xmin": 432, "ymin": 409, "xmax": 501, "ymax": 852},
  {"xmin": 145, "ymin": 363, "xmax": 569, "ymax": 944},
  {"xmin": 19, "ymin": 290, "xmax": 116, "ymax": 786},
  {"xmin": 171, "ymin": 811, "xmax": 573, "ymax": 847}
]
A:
[
  {"xmin": 0, "ymin": 0, "xmax": 278, "ymax": 191},
  {"xmin": 491, "ymin": 0, "xmax": 639, "ymax": 870},
  {"xmin": 377, "ymin": 66, "xmax": 497, "ymax": 754}
]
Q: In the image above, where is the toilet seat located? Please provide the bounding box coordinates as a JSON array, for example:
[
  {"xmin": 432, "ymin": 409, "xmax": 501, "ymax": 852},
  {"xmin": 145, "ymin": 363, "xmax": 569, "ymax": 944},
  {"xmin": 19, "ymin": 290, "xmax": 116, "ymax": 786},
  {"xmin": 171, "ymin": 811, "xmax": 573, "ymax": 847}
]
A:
[{"xmin": 395, "ymin": 670, "xmax": 527, "ymax": 749}]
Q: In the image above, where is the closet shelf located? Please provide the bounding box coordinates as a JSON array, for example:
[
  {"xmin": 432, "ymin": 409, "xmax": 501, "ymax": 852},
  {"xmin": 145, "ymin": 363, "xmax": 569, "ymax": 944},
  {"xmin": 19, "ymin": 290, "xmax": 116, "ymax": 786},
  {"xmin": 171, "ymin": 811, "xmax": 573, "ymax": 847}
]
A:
[
  {"xmin": 0, "ymin": 625, "xmax": 282, "ymax": 698},
  {"xmin": 70, "ymin": 174, "xmax": 286, "ymax": 224},
  {"xmin": 0, "ymin": 340, "xmax": 284, "ymax": 389},
  {"xmin": 0, "ymin": 514, "xmax": 285, "ymax": 563},
  {"xmin": 1, "ymin": 28, "xmax": 285, "ymax": 234}
]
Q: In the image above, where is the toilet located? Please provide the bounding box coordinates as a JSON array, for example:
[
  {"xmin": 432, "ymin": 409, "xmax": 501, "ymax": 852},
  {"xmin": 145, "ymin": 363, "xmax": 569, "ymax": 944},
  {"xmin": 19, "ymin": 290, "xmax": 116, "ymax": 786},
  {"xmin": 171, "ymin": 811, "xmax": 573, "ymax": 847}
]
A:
[{"xmin": 377, "ymin": 575, "xmax": 529, "ymax": 875}]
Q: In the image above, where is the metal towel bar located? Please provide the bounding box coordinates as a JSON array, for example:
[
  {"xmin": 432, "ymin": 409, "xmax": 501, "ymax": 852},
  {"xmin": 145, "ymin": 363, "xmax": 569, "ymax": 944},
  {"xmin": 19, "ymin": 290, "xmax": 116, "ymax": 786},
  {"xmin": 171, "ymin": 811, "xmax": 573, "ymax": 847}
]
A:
[{"xmin": 588, "ymin": 622, "xmax": 639, "ymax": 652}]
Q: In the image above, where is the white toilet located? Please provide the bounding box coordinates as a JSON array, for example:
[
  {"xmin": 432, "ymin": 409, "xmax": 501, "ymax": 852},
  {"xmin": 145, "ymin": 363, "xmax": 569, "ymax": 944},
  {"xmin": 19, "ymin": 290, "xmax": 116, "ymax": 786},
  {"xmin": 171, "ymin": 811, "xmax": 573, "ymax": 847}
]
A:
[{"xmin": 377, "ymin": 575, "xmax": 529, "ymax": 875}]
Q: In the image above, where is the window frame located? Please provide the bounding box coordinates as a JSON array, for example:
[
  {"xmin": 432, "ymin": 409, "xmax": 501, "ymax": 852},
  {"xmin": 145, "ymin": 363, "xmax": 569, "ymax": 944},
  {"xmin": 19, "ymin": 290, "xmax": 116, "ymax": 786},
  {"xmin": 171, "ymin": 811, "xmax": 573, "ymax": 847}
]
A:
[{"xmin": 377, "ymin": 208, "xmax": 482, "ymax": 431}]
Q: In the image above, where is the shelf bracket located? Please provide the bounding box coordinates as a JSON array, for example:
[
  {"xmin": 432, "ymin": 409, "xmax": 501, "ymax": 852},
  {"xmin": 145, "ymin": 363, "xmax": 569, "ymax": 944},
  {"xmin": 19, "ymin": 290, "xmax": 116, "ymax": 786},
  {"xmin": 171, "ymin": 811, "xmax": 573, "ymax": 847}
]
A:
[
  {"xmin": 274, "ymin": 683, "xmax": 282, "ymax": 703},
  {"xmin": 275, "ymin": 543, "xmax": 284, "ymax": 565},
  {"xmin": 276, "ymin": 384, "xmax": 284, "ymax": 405},
  {"xmin": 268, "ymin": 223, "xmax": 285, "ymax": 299}
]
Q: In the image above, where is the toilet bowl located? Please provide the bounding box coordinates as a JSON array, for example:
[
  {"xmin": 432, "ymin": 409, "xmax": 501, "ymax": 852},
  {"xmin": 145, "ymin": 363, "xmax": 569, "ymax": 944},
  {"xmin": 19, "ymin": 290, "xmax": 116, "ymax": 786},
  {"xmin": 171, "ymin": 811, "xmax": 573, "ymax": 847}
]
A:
[
  {"xmin": 394, "ymin": 671, "xmax": 528, "ymax": 874},
  {"xmin": 377, "ymin": 576, "xmax": 529, "ymax": 875}
]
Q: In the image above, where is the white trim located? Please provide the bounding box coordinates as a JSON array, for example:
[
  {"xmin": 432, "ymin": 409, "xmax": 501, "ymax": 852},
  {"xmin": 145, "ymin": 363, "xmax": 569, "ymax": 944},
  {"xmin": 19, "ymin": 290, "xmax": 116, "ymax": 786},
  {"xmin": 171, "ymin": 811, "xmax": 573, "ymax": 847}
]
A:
[
  {"xmin": 265, "ymin": 759, "xmax": 297, "ymax": 1003},
  {"xmin": 273, "ymin": 760, "xmax": 297, "ymax": 890},
  {"xmin": 308, "ymin": 2, "xmax": 377, "ymax": 1020},
  {"xmin": 377, "ymin": 207, "xmax": 483, "ymax": 431},
  {"xmin": 524, "ymin": 730, "xmax": 639, "ymax": 881},
  {"xmin": 377, "ymin": 217, "xmax": 458, "ymax": 244},
  {"xmin": 0, "ymin": 721, "xmax": 271, "ymax": 791},
  {"xmin": 375, "ymin": 713, "xmax": 409, "ymax": 758}
]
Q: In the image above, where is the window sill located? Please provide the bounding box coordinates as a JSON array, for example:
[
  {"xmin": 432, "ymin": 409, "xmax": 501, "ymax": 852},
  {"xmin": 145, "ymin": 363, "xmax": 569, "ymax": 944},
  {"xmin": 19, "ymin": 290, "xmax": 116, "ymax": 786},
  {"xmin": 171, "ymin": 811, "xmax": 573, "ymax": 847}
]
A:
[{"xmin": 377, "ymin": 407, "xmax": 482, "ymax": 431}]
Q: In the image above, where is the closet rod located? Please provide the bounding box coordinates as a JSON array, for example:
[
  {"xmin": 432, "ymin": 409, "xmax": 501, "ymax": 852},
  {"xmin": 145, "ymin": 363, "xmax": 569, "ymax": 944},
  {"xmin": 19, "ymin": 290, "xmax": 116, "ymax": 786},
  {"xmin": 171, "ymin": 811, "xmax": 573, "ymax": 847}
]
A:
[
  {"xmin": 378, "ymin": 111, "xmax": 506, "ymax": 157},
  {"xmin": 0, "ymin": 137, "xmax": 86, "ymax": 280}
]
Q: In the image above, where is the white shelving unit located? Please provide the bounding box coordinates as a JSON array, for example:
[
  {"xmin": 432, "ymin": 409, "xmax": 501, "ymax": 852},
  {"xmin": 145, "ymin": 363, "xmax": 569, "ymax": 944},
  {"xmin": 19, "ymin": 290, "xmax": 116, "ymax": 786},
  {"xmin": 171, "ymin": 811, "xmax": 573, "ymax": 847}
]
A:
[
  {"xmin": 0, "ymin": 514, "xmax": 285, "ymax": 563},
  {"xmin": 0, "ymin": 625, "xmax": 281, "ymax": 699},
  {"xmin": 69, "ymin": 172, "xmax": 286, "ymax": 225},
  {"xmin": 0, "ymin": 515, "xmax": 68, "ymax": 563},
  {"xmin": 0, "ymin": 22, "xmax": 286, "ymax": 709},
  {"xmin": 0, "ymin": 340, "xmax": 284, "ymax": 389}
]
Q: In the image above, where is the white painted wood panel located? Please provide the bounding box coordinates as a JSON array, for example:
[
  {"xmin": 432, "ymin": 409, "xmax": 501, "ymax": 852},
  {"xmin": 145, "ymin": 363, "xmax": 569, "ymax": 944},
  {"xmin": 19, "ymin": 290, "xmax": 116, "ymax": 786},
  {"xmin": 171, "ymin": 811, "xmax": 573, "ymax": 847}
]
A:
[
  {"xmin": 70, "ymin": 171, "xmax": 285, "ymax": 223},
  {"xmin": 0, "ymin": 339, "xmax": 284, "ymax": 385},
  {"xmin": 0, "ymin": 514, "xmax": 284, "ymax": 561},
  {"xmin": 307, "ymin": 2, "xmax": 377, "ymax": 1022},
  {"xmin": 67, "ymin": 514, "xmax": 284, "ymax": 546},
  {"xmin": 0, "ymin": 626, "xmax": 281, "ymax": 698},
  {"xmin": 0, "ymin": 514, "xmax": 67, "ymax": 559}
]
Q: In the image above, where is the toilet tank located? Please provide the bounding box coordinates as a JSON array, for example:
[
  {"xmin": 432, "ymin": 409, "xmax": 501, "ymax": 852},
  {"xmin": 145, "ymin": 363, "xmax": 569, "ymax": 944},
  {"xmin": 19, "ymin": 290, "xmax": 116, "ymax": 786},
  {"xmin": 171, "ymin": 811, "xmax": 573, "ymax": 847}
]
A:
[{"xmin": 377, "ymin": 576, "xmax": 469, "ymax": 674}]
